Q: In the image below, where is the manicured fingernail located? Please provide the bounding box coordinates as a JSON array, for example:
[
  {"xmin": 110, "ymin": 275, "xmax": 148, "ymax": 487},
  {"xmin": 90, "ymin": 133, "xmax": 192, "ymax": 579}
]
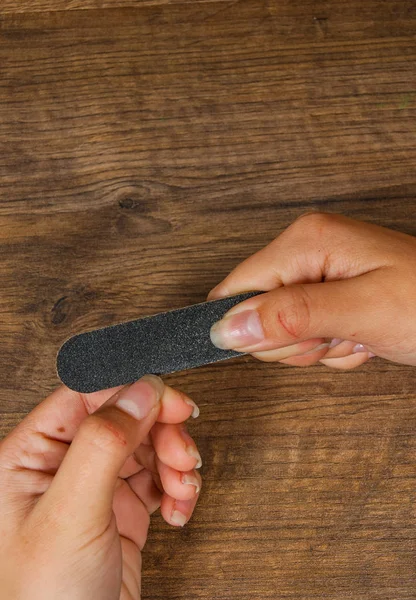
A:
[
  {"xmin": 186, "ymin": 446, "xmax": 202, "ymax": 469},
  {"xmin": 368, "ymin": 352, "xmax": 376, "ymax": 358},
  {"xmin": 181, "ymin": 472, "xmax": 200, "ymax": 493},
  {"xmin": 301, "ymin": 342, "xmax": 330, "ymax": 356},
  {"xmin": 353, "ymin": 344, "xmax": 368, "ymax": 353},
  {"xmin": 329, "ymin": 338, "xmax": 343, "ymax": 348},
  {"xmin": 171, "ymin": 510, "xmax": 187, "ymax": 527},
  {"xmin": 210, "ymin": 309, "xmax": 264, "ymax": 349},
  {"xmin": 115, "ymin": 375, "xmax": 163, "ymax": 420},
  {"xmin": 184, "ymin": 397, "xmax": 200, "ymax": 419}
]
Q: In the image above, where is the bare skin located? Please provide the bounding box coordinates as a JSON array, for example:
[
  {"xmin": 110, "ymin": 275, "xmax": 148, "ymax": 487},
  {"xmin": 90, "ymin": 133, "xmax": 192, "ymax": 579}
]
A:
[
  {"xmin": 0, "ymin": 375, "xmax": 202, "ymax": 600},
  {"xmin": 1, "ymin": 213, "xmax": 415, "ymax": 600},
  {"xmin": 208, "ymin": 213, "xmax": 416, "ymax": 369}
]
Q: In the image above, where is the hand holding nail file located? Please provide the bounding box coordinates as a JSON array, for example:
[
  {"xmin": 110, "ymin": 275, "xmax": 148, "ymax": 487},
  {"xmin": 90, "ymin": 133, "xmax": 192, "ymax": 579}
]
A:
[{"xmin": 56, "ymin": 291, "xmax": 264, "ymax": 393}]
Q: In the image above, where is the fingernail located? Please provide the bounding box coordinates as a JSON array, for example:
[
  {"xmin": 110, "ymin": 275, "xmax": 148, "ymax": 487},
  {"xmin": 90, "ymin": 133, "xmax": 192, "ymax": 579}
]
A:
[
  {"xmin": 171, "ymin": 509, "xmax": 187, "ymax": 527},
  {"xmin": 181, "ymin": 424, "xmax": 203, "ymax": 468},
  {"xmin": 207, "ymin": 285, "xmax": 229, "ymax": 301},
  {"xmin": 115, "ymin": 375, "xmax": 163, "ymax": 420},
  {"xmin": 170, "ymin": 499, "xmax": 192, "ymax": 527},
  {"xmin": 368, "ymin": 352, "xmax": 376, "ymax": 358},
  {"xmin": 353, "ymin": 344, "xmax": 368, "ymax": 353},
  {"xmin": 210, "ymin": 310, "xmax": 264, "ymax": 349},
  {"xmin": 183, "ymin": 397, "xmax": 200, "ymax": 419},
  {"xmin": 301, "ymin": 342, "xmax": 330, "ymax": 356},
  {"xmin": 329, "ymin": 338, "xmax": 343, "ymax": 348},
  {"xmin": 186, "ymin": 446, "xmax": 202, "ymax": 469},
  {"xmin": 181, "ymin": 472, "xmax": 200, "ymax": 493}
]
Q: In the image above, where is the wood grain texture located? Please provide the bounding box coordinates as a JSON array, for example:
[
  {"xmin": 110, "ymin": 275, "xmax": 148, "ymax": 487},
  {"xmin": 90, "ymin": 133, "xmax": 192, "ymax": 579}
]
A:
[
  {"xmin": 0, "ymin": 1, "xmax": 415, "ymax": 598},
  {"xmin": 0, "ymin": 0, "xmax": 232, "ymax": 14}
]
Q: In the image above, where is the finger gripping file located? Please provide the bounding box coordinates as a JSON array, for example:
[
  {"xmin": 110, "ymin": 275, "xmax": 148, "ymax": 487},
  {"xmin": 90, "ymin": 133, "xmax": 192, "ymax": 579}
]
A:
[{"xmin": 56, "ymin": 291, "xmax": 263, "ymax": 393}]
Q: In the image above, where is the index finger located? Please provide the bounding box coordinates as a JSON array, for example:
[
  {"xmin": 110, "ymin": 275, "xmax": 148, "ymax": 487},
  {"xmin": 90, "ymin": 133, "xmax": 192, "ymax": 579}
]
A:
[
  {"xmin": 206, "ymin": 213, "xmax": 389, "ymax": 301},
  {"xmin": 0, "ymin": 379, "xmax": 198, "ymax": 467}
]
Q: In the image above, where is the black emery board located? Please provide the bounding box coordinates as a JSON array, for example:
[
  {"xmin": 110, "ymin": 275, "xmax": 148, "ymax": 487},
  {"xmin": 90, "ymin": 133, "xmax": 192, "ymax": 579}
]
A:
[{"xmin": 56, "ymin": 291, "xmax": 264, "ymax": 393}]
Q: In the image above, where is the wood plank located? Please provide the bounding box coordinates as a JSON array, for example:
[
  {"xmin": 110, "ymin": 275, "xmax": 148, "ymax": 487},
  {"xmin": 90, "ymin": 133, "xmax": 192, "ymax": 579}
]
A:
[
  {"xmin": 0, "ymin": 0, "xmax": 232, "ymax": 14},
  {"xmin": 0, "ymin": 1, "xmax": 415, "ymax": 599}
]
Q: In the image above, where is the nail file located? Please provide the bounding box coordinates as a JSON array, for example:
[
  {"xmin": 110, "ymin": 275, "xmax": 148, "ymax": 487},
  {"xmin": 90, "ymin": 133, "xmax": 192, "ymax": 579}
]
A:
[{"xmin": 56, "ymin": 291, "xmax": 263, "ymax": 393}]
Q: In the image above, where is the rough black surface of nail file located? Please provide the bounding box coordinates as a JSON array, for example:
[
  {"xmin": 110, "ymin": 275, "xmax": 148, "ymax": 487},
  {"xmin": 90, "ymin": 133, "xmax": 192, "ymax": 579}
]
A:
[{"xmin": 56, "ymin": 291, "xmax": 263, "ymax": 393}]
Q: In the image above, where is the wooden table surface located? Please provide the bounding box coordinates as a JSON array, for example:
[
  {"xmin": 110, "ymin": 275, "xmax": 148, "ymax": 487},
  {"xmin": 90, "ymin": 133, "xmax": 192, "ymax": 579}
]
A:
[{"xmin": 1, "ymin": 1, "xmax": 416, "ymax": 598}]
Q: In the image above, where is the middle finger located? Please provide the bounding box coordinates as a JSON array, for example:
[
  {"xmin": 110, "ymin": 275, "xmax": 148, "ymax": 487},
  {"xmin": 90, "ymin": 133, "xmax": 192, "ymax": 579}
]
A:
[{"xmin": 151, "ymin": 422, "xmax": 202, "ymax": 472}]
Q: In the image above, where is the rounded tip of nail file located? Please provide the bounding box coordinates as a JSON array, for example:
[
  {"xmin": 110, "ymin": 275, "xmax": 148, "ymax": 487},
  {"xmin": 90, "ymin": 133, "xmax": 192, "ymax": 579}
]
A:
[{"xmin": 56, "ymin": 291, "xmax": 263, "ymax": 394}]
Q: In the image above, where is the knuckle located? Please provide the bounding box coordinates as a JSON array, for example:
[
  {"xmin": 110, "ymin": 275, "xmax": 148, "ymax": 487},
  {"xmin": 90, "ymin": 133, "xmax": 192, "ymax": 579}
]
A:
[
  {"xmin": 264, "ymin": 285, "xmax": 311, "ymax": 340},
  {"xmin": 293, "ymin": 211, "xmax": 336, "ymax": 232},
  {"xmin": 78, "ymin": 414, "xmax": 128, "ymax": 453}
]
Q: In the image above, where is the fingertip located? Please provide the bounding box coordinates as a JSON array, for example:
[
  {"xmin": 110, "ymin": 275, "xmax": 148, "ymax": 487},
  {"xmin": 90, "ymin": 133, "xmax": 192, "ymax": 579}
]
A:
[
  {"xmin": 161, "ymin": 494, "xmax": 198, "ymax": 527},
  {"xmin": 321, "ymin": 340, "xmax": 356, "ymax": 359},
  {"xmin": 251, "ymin": 339, "xmax": 327, "ymax": 363},
  {"xmin": 152, "ymin": 423, "xmax": 202, "ymax": 472},
  {"xmin": 158, "ymin": 386, "xmax": 200, "ymax": 423},
  {"xmin": 181, "ymin": 471, "xmax": 202, "ymax": 495},
  {"xmin": 319, "ymin": 352, "xmax": 372, "ymax": 370},
  {"xmin": 157, "ymin": 457, "xmax": 201, "ymax": 500},
  {"xmin": 207, "ymin": 284, "xmax": 229, "ymax": 301},
  {"xmin": 183, "ymin": 397, "xmax": 200, "ymax": 419},
  {"xmin": 279, "ymin": 352, "xmax": 327, "ymax": 367},
  {"xmin": 140, "ymin": 374, "xmax": 165, "ymax": 399}
]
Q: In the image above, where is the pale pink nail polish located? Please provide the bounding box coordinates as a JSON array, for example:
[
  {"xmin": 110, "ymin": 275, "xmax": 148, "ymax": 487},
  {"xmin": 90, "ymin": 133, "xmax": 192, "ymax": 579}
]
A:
[
  {"xmin": 210, "ymin": 310, "xmax": 264, "ymax": 349},
  {"xmin": 329, "ymin": 338, "xmax": 343, "ymax": 348}
]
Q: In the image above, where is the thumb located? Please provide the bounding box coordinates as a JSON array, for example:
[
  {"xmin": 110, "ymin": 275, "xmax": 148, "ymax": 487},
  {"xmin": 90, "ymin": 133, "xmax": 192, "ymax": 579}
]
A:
[
  {"xmin": 37, "ymin": 374, "xmax": 164, "ymax": 531},
  {"xmin": 209, "ymin": 272, "xmax": 382, "ymax": 352}
]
